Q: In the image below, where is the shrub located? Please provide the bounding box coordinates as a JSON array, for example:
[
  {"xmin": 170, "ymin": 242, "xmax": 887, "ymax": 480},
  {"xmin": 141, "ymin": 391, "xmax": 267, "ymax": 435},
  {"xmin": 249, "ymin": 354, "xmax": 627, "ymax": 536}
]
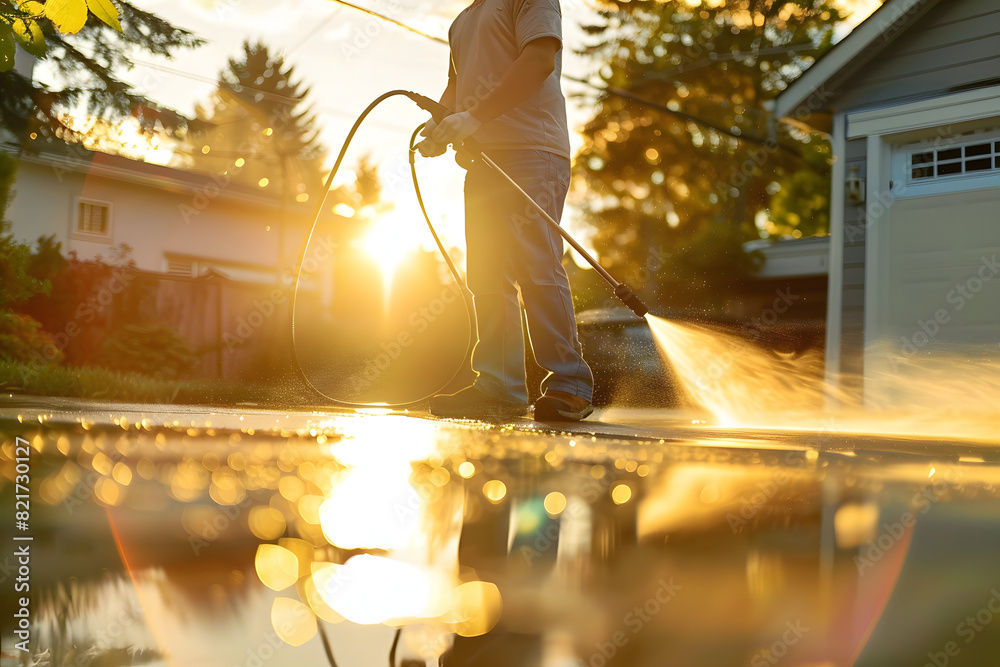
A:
[
  {"xmin": 0, "ymin": 310, "xmax": 64, "ymax": 364},
  {"xmin": 100, "ymin": 324, "xmax": 195, "ymax": 380}
]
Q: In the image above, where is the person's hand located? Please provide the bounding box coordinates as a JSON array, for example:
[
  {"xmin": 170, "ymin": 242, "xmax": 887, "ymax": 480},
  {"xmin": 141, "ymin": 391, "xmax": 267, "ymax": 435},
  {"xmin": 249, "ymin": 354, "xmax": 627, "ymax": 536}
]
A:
[
  {"xmin": 433, "ymin": 110, "xmax": 482, "ymax": 146},
  {"xmin": 421, "ymin": 116, "xmax": 439, "ymax": 137},
  {"xmin": 416, "ymin": 137, "xmax": 447, "ymax": 158},
  {"xmin": 416, "ymin": 116, "xmax": 447, "ymax": 158}
]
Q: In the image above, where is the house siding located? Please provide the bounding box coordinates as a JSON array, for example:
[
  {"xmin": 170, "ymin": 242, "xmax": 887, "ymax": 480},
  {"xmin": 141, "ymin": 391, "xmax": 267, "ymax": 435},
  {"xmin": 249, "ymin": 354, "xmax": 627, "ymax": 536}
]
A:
[
  {"xmin": 838, "ymin": 137, "xmax": 868, "ymax": 384},
  {"xmin": 8, "ymin": 157, "xmax": 312, "ymax": 283},
  {"xmin": 836, "ymin": 0, "xmax": 1000, "ymax": 111}
]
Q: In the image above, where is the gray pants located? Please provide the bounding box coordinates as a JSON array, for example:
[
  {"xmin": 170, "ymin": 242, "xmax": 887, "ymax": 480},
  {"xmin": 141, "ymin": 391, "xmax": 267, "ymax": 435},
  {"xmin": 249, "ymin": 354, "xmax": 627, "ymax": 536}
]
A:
[{"xmin": 464, "ymin": 148, "xmax": 594, "ymax": 404}]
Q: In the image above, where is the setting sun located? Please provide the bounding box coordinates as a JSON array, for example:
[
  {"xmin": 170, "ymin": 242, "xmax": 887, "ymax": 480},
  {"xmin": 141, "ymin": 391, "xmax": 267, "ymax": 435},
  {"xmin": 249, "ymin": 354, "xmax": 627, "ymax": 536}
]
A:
[{"xmin": 359, "ymin": 208, "xmax": 429, "ymax": 287}]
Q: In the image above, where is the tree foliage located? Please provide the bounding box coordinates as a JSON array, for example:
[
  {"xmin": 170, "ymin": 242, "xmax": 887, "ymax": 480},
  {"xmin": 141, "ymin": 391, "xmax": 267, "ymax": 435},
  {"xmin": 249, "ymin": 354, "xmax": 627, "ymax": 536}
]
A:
[
  {"xmin": 184, "ymin": 40, "xmax": 326, "ymax": 198},
  {"xmin": 0, "ymin": 151, "xmax": 48, "ymax": 307},
  {"xmin": 574, "ymin": 0, "xmax": 842, "ymax": 311},
  {"xmin": 0, "ymin": 149, "xmax": 60, "ymax": 363},
  {"xmin": 0, "ymin": 0, "xmax": 202, "ymax": 142}
]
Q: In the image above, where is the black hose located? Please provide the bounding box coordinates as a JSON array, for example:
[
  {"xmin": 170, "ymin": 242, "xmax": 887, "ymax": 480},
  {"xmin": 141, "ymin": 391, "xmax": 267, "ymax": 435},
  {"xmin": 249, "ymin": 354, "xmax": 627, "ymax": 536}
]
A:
[
  {"xmin": 289, "ymin": 90, "xmax": 428, "ymax": 405},
  {"xmin": 408, "ymin": 124, "xmax": 469, "ymax": 291},
  {"xmin": 388, "ymin": 627, "xmax": 401, "ymax": 666},
  {"xmin": 290, "ymin": 90, "xmax": 411, "ymax": 340},
  {"xmin": 290, "ymin": 90, "xmax": 646, "ymax": 406}
]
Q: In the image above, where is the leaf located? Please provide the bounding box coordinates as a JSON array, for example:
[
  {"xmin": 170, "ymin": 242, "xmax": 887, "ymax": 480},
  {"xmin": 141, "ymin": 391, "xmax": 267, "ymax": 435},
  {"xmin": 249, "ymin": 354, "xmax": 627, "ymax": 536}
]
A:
[
  {"xmin": 44, "ymin": 0, "xmax": 88, "ymax": 34},
  {"xmin": 18, "ymin": 1, "xmax": 45, "ymax": 15},
  {"xmin": 11, "ymin": 18, "xmax": 46, "ymax": 57},
  {"xmin": 0, "ymin": 28, "xmax": 15, "ymax": 71},
  {"xmin": 85, "ymin": 0, "xmax": 121, "ymax": 32}
]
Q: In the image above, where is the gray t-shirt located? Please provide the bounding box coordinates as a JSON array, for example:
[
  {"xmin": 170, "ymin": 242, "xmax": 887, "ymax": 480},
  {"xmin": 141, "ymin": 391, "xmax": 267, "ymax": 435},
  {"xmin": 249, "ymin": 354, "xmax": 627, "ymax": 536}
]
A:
[{"xmin": 449, "ymin": 0, "xmax": 571, "ymax": 160}]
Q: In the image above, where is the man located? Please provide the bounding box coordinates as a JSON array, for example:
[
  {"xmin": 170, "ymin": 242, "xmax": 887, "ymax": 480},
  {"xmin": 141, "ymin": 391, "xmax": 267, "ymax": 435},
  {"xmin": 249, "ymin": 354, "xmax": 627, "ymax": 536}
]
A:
[{"xmin": 417, "ymin": 0, "xmax": 594, "ymax": 422}]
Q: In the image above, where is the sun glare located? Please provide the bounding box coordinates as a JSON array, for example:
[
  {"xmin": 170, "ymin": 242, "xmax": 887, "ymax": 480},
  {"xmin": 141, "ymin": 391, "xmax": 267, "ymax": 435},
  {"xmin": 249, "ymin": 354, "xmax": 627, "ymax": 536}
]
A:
[
  {"xmin": 360, "ymin": 208, "xmax": 428, "ymax": 288},
  {"xmin": 65, "ymin": 115, "xmax": 173, "ymax": 166}
]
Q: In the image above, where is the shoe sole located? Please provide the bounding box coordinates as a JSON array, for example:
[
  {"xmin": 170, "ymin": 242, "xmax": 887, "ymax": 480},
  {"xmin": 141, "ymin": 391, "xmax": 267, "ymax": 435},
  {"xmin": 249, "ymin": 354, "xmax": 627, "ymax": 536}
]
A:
[{"xmin": 533, "ymin": 401, "xmax": 594, "ymax": 422}]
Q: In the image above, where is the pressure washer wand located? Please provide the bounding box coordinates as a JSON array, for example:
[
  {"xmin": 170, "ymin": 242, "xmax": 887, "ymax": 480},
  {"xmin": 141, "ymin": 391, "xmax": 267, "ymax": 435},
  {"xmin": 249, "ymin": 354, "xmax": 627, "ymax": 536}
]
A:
[{"xmin": 404, "ymin": 92, "xmax": 649, "ymax": 318}]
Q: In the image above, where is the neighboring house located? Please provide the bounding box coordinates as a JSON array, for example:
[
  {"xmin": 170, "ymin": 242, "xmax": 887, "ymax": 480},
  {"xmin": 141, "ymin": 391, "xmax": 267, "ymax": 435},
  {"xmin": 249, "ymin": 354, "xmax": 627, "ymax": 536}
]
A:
[
  {"xmin": 775, "ymin": 0, "xmax": 1000, "ymax": 395},
  {"xmin": 4, "ymin": 139, "xmax": 314, "ymax": 284},
  {"xmin": 1, "ymin": 136, "xmax": 351, "ymax": 379}
]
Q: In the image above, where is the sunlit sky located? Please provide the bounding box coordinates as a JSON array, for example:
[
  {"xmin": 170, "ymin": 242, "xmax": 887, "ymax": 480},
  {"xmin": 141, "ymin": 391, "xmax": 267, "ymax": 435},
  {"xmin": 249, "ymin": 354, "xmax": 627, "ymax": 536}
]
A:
[{"xmin": 37, "ymin": 0, "xmax": 882, "ymax": 258}]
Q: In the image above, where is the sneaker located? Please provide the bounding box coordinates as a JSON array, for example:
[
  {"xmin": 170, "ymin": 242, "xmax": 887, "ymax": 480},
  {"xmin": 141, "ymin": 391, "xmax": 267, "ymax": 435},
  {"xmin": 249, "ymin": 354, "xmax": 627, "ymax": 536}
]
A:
[
  {"xmin": 533, "ymin": 390, "xmax": 594, "ymax": 422},
  {"xmin": 430, "ymin": 386, "xmax": 528, "ymax": 420}
]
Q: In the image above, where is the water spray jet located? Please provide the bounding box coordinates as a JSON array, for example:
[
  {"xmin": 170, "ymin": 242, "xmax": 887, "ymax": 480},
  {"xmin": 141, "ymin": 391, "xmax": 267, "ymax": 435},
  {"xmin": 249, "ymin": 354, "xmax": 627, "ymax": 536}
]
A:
[{"xmin": 644, "ymin": 314, "xmax": 1000, "ymax": 441}]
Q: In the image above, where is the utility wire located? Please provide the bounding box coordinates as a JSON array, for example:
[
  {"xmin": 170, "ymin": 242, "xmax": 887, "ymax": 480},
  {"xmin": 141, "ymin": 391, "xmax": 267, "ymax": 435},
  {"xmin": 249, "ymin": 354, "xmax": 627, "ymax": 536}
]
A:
[
  {"xmin": 323, "ymin": 0, "xmax": 448, "ymax": 44},
  {"xmin": 69, "ymin": 0, "xmax": 807, "ymax": 149},
  {"xmin": 73, "ymin": 0, "xmax": 815, "ymax": 151},
  {"xmin": 643, "ymin": 41, "xmax": 819, "ymax": 80},
  {"xmin": 564, "ymin": 74, "xmax": 806, "ymax": 157},
  {"xmin": 122, "ymin": 55, "xmax": 415, "ymax": 131},
  {"xmin": 323, "ymin": 0, "xmax": 817, "ymax": 151},
  {"xmin": 286, "ymin": 7, "xmax": 343, "ymax": 58}
]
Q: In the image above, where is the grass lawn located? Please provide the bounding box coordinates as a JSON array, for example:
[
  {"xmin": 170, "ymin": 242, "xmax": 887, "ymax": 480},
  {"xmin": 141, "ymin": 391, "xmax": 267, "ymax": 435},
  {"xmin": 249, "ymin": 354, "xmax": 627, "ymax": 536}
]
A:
[{"xmin": 0, "ymin": 360, "xmax": 322, "ymax": 408}]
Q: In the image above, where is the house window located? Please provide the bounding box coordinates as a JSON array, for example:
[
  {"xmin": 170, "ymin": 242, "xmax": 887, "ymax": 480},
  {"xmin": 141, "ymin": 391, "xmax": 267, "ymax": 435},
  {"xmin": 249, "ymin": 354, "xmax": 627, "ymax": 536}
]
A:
[
  {"xmin": 908, "ymin": 136, "xmax": 1000, "ymax": 182},
  {"xmin": 74, "ymin": 199, "xmax": 112, "ymax": 239},
  {"xmin": 166, "ymin": 258, "xmax": 195, "ymax": 277}
]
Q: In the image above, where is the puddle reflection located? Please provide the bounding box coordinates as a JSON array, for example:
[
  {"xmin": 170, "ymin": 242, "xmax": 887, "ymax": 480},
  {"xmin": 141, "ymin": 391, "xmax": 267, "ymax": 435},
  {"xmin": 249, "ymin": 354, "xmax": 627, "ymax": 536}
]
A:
[{"xmin": 2, "ymin": 414, "xmax": 1000, "ymax": 666}]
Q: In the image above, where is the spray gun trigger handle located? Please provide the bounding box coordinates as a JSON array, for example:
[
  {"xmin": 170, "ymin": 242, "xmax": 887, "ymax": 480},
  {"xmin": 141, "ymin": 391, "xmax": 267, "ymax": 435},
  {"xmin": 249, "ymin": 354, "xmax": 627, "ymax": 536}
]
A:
[{"xmin": 406, "ymin": 92, "xmax": 453, "ymax": 124}]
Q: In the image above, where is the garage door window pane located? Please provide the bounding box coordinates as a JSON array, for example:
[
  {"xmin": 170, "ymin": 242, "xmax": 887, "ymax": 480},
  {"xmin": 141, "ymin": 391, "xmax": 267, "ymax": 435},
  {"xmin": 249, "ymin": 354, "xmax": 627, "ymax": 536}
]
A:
[
  {"xmin": 967, "ymin": 158, "xmax": 992, "ymax": 172},
  {"xmin": 965, "ymin": 143, "xmax": 991, "ymax": 157},
  {"xmin": 908, "ymin": 135, "xmax": 1000, "ymax": 183}
]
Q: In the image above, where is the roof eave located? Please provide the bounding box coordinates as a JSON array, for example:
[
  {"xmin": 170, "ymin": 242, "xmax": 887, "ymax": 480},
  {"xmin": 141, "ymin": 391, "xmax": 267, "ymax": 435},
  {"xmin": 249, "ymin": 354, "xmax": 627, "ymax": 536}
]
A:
[{"xmin": 775, "ymin": 0, "xmax": 942, "ymax": 119}]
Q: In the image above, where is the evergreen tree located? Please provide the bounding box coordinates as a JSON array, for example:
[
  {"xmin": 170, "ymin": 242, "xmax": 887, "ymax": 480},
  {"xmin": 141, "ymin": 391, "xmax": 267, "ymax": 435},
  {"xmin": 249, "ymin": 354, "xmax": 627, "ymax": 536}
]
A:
[
  {"xmin": 186, "ymin": 40, "xmax": 325, "ymax": 200},
  {"xmin": 0, "ymin": 1, "xmax": 202, "ymax": 142},
  {"xmin": 575, "ymin": 0, "xmax": 842, "ymax": 311}
]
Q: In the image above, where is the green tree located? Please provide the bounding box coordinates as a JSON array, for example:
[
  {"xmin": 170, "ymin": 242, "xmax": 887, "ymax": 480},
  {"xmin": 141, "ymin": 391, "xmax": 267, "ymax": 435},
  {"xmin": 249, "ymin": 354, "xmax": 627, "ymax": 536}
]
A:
[
  {"xmin": 766, "ymin": 135, "xmax": 832, "ymax": 235},
  {"xmin": 185, "ymin": 40, "xmax": 325, "ymax": 199},
  {"xmin": 0, "ymin": 150, "xmax": 61, "ymax": 363},
  {"xmin": 575, "ymin": 0, "xmax": 842, "ymax": 310},
  {"xmin": 0, "ymin": 151, "xmax": 46, "ymax": 306},
  {"xmin": 0, "ymin": 1, "xmax": 202, "ymax": 142}
]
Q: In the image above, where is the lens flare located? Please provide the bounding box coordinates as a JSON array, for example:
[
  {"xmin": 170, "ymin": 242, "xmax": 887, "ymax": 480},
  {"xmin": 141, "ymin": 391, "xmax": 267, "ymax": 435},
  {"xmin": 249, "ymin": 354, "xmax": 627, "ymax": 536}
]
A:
[
  {"xmin": 446, "ymin": 581, "xmax": 504, "ymax": 637},
  {"xmin": 255, "ymin": 544, "xmax": 298, "ymax": 591},
  {"xmin": 312, "ymin": 554, "xmax": 446, "ymax": 625},
  {"xmin": 270, "ymin": 597, "xmax": 317, "ymax": 647}
]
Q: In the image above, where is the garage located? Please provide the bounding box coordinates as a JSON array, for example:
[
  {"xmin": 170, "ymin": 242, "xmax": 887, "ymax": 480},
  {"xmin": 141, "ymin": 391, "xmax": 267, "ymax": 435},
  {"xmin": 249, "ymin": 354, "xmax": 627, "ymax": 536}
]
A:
[{"xmin": 774, "ymin": 0, "xmax": 1000, "ymax": 401}]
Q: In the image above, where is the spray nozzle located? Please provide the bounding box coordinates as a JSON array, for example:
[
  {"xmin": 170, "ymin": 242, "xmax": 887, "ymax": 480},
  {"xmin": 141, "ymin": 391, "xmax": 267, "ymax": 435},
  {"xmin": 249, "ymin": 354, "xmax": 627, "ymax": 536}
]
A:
[
  {"xmin": 614, "ymin": 283, "xmax": 649, "ymax": 318},
  {"xmin": 404, "ymin": 92, "xmax": 451, "ymax": 123}
]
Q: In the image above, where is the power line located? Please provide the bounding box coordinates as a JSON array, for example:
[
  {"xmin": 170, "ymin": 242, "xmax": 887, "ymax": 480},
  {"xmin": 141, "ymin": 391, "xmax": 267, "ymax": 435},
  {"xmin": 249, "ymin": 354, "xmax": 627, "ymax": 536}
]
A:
[
  {"xmin": 323, "ymin": 0, "xmax": 812, "ymax": 152},
  {"xmin": 65, "ymin": 41, "xmax": 408, "ymax": 128},
  {"xmin": 323, "ymin": 0, "xmax": 448, "ymax": 45},
  {"xmin": 122, "ymin": 56, "xmax": 415, "ymax": 132},
  {"xmin": 70, "ymin": 1, "xmax": 811, "ymax": 150},
  {"xmin": 285, "ymin": 7, "xmax": 343, "ymax": 58}
]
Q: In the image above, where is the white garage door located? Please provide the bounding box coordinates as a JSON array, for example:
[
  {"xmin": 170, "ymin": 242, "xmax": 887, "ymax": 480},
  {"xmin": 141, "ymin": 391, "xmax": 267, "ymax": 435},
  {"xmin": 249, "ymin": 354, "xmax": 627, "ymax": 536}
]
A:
[{"xmin": 865, "ymin": 129, "xmax": 1000, "ymax": 399}]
